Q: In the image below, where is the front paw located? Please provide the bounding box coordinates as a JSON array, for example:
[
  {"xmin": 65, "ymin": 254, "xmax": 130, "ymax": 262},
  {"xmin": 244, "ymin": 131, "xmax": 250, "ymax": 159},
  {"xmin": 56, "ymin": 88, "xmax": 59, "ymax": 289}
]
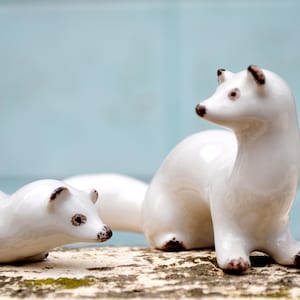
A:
[{"xmin": 223, "ymin": 257, "xmax": 250, "ymax": 273}]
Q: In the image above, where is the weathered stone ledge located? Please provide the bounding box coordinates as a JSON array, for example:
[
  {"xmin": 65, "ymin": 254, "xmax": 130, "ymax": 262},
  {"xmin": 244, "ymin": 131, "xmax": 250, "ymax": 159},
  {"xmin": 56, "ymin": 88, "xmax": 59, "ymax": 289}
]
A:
[{"xmin": 0, "ymin": 247, "xmax": 299, "ymax": 299}]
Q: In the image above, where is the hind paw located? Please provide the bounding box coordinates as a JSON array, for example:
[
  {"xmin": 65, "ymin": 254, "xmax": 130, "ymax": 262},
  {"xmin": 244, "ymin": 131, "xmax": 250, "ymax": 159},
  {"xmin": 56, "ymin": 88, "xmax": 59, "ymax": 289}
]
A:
[
  {"xmin": 294, "ymin": 252, "xmax": 300, "ymax": 265},
  {"xmin": 160, "ymin": 237, "xmax": 186, "ymax": 252},
  {"xmin": 24, "ymin": 252, "xmax": 49, "ymax": 262},
  {"xmin": 223, "ymin": 257, "xmax": 250, "ymax": 273}
]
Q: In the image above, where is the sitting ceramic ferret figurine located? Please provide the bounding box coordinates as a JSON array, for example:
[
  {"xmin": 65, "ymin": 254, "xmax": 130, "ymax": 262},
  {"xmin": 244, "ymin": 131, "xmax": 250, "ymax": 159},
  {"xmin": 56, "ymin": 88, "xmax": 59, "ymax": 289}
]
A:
[
  {"xmin": 66, "ymin": 65, "xmax": 300, "ymax": 272},
  {"xmin": 0, "ymin": 179, "xmax": 112, "ymax": 263}
]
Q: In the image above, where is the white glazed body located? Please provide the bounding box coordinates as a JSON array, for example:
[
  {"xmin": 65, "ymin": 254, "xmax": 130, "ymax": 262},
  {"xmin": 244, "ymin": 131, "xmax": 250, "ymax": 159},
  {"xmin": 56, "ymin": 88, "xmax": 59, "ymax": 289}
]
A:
[
  {"xmin": 0, "ymin": 179, "xmax": 112, "ymax": 263},
  {"xmin": 142, "ymin": 129, "xmax": 236, "ymax": 250}
]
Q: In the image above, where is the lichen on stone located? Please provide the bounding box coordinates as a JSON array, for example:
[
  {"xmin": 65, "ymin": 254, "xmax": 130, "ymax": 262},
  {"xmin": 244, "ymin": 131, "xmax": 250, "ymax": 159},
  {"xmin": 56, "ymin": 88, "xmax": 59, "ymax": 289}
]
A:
[{"xmin": 24, "ymin": 277, "xmax": 94, "ymax": 289}]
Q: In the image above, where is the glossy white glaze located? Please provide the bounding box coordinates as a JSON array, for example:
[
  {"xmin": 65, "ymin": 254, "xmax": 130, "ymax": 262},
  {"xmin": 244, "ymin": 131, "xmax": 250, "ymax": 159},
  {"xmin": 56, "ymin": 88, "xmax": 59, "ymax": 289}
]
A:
[
  {"xmin": 143, "ymin": 129, "xmax": 236, "ymax": 251},
  {"xmin": 0, "ymin": 179, "xmax": 112, "ymax": 263},
  {"xmin": 66, "ymin": 65, "xmax": 300, "ymax": 272}
]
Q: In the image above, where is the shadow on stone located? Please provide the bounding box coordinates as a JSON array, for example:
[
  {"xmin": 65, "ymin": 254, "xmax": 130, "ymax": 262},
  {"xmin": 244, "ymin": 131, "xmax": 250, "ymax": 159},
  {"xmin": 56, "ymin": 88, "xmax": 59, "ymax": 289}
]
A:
[{"xmin": 250, "ymin": 254, "xmax": 275, "ymax": 267}]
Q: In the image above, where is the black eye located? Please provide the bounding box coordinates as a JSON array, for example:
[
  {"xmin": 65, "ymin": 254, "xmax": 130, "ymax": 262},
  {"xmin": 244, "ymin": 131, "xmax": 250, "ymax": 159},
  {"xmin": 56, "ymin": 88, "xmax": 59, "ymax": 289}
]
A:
[
  {"xmin": 71, "ymin": 214, "xmax": 87, "ymax": 226},
  {"xmin": 228, "ymin": 88, "xmax": 240, "ymax": 100}
]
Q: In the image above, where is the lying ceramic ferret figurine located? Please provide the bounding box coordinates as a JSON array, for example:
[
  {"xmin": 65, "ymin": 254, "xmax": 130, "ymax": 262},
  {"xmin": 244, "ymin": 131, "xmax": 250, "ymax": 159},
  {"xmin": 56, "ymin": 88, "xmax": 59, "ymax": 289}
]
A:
[
  {"xmin": 66, "ymin": 65, "xmax": 300, "ymax": 272},
  {"xmin": 0, "ymin": 179, "xmax": 112, "ymax": 263}
]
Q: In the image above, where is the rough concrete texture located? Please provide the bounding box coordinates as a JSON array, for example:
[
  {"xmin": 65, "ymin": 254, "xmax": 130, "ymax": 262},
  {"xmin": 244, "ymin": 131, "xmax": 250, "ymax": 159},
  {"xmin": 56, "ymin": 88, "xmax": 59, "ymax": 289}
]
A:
[{"xmin": 0, "ymin": 247, "xmax": 300, "ymax": 299}]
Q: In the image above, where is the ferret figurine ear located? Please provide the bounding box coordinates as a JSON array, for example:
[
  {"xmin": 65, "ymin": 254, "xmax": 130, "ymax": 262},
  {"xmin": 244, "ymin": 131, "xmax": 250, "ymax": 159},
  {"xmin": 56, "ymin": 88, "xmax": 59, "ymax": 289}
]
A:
[
  {"xmin": 49, "ymin": 186, "xmax": 70, "ymax": 203},
  {"xmin": 217, "ymin": 68, "xmax": 234, "ymax": 84},
  {"xmin": 247, "ymin": 64, "xmax": 266, "ymax": 85},
  {"xmin": 86, "ymin": 189, "xmax": 99, "ymax": 204}
]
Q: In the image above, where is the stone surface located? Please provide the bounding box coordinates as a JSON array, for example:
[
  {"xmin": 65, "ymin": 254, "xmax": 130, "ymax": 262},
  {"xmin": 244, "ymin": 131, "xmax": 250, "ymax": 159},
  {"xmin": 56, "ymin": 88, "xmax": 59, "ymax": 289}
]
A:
[{"xmin": 0, "ymin": 247, "xmax": 300, "ymax": 299}]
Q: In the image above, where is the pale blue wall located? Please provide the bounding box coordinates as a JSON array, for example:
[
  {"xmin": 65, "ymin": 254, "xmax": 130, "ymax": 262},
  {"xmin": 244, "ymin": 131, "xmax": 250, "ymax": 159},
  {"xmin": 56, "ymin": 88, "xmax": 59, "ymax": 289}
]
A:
[
  {"xmin": 1, "ymin": 0, "xmax": 300, "ymax": 239},
  {"xmin": 1, "ymin": 0, "xmax": 300, "ymax": 180}
]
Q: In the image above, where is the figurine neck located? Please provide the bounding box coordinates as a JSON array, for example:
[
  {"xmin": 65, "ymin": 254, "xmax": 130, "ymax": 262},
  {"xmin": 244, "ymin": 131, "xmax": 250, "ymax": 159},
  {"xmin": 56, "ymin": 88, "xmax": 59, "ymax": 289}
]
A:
[
  {"xmin": 231, "ymin": 112, "xmax": 300, "ymax": 187},
  {"xmin": 234, "ymin": 111, "xmax": 299, "ymax": 150}
]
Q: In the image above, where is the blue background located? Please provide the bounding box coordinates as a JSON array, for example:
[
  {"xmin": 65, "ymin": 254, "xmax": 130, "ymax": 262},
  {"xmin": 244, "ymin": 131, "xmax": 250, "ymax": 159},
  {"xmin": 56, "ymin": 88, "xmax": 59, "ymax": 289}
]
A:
[{"xmin": 0, "ymin": 0, "xmax": 300, "ymax": 245}]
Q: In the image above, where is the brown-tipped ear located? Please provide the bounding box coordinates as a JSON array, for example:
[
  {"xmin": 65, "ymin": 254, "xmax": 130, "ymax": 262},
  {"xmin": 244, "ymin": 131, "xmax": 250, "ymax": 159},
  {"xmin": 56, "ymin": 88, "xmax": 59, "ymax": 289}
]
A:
[
  {"xmin": 217, "ymin": 69, "xmax": 234, "ymax": 84},
  {"xmin": 247, "ymin": 65, "xmax": 265, "ymax": 85},
  {"xmin": 49, "ymin": 186, "xmax": 69, "ymax": 202},
  {"xmin": 86, "ymin": 189, "xmax": 98, "ymax": 204}
]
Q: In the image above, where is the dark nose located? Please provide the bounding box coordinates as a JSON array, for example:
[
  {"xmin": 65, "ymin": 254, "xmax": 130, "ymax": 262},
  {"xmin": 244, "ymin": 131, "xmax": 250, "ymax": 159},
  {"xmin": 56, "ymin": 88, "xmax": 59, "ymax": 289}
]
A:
[
  {"xmin": 195, "ymin": 104, "xmax": 206, "ymax": 117},
  {"xmin": 97, "ymin": 225, "xmax": 113, "ymax": 242}
]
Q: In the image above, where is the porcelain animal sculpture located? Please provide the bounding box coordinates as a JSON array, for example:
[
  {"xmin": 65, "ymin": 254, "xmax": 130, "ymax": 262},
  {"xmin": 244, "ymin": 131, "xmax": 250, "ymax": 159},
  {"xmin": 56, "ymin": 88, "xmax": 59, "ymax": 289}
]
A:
[
  {"xmin": 0, "ymin": 179, "xmax": 112, "ymax": 263},
  {"xmin": 65, "ymin": 65, "xmax": 300, "ymax": 272}
]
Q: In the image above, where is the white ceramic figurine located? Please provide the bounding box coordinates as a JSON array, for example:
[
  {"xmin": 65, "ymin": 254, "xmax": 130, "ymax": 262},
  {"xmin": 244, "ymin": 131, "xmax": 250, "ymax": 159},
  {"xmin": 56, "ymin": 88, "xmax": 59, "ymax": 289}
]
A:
[
  {"xmin": 65, "ymin": 65, "xmax": 300, "ymax": 272},
  {"xmin": 0, "ymin": 179, "xmax": 112, "ymax": 263}
]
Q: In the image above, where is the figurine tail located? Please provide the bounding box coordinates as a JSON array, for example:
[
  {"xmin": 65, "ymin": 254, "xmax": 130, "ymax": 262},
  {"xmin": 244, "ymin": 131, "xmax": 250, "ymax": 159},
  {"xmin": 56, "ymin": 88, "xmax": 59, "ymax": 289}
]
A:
[{"xmin": 64, "ymin": 173, "xmax": 148, "ymax": 233}]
